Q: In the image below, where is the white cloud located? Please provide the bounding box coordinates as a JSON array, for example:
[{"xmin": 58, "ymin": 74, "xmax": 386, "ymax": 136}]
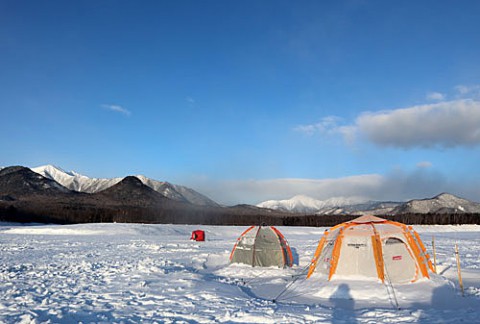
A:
[
  {"xmin": 101, "ymin": 104, "xmax": 131, "ymax": 116},
  {"xmin": 186, "ymin": 97, "xmax": 195, "ymax": 104},
  {"xmin": 300, "ymin": 100, "xmax": 480, "ymax": 148},
  {"xmin": 426, "ymin": 92, "xmax": 445, "ymax": 101},
  {"xmin": 356, "ymin": 99, "xmax": 480, "ymax": 148},
  {"xmin": 298, "ymin": 82, "xmax": 480, "ymax": 149},
  {"xmin": 416, "ymin": 161, "xmax": 433, "ymax": 168}
]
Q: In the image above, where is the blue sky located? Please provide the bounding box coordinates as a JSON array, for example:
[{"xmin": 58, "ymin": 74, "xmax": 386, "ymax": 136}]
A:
[{"xmin": 1, "ymin": 1, "xmax": 480, "ymax": 205}]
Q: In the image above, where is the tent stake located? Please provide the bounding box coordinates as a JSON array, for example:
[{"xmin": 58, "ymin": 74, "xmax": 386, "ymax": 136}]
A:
[
  {"xmin": 432, "ymin": 235, "xmax": 437, "ymax": 273},
  {"xmin": 454, "ymin": 244, "xmax": 464, "ymax": 297}
]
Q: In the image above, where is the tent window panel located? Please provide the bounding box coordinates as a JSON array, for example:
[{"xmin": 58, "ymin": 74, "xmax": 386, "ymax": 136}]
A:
[
  {"xmin": 315, "ymin": 239, "xmax": 335, "ymax": 273},
  {"xmin": 385, "ymin": 237, "xmax": 404, "ymax": 245}
]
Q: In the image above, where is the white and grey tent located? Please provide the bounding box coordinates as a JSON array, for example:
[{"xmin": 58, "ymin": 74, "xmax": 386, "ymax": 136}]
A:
[
  {"xmin": 306, "ymin": 215, "xmax": 435, "ymax": 283},
  {"xmin": 229, "ymin": 225, "xmax": 293, "ymax": 268}
]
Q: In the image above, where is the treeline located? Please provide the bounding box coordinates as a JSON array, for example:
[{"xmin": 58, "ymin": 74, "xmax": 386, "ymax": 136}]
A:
[
  {"xmin": 279, "ymin": 213, "xmax": 480, "ymax": 226},
  {"xmin": 383, "ymin": 213, "xmax": 480, "ymax": 225},
  {"xmin": 0, "ymin": 201, "xmax": 479, "ymax": 226}
]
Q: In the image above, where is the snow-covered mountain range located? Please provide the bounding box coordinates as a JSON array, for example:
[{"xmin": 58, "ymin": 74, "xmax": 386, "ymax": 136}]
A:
[
  {"xmin": 5, "ymin": 165, "xmax": 480, "ymax": 215},
  {"xmin": 257, "ymin": 195, "xmax": 369, "ymax": 214},
  {"xmin": 257, "ymin": 193, "xmax": 480, "ymax": 215},
  {"xmin": 32, "ymin": 165, "xmax": 219, "ymax": 207}
]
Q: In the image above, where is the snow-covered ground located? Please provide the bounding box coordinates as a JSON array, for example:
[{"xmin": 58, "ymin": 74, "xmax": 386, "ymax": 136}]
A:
[{"xmin": 0, "ymin": 222, "xmax": 479, "ymax": 323}]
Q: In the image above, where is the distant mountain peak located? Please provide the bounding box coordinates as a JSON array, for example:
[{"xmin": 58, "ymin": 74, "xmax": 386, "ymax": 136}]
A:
[
  {"xmin": 257, "ymin": 195, "xmax": 368, "ymax": 214},
  {"xmin": 31, "ymin": 165, "xmax": 219, "ymax": 207},
  {"xmin": 119, "ymin": 176, "xmax": 144, "ymax": 187},
  {"xmin": 0, "ymin": 166, "xmax": 71, "ymax": 196},
  {"xmin": 97, "ymin": 175, "xmax": 164, "ymax": 202},
  {"xmin": 42, "ymin": 164, "xmax": 66, "ymax": 172},
  {"xmin": 36, "ymin": 164, "xmax": 76, "ymax": 177},
  {"xmin": 433, "ymin": 192, "xmax": 460, "ymax": 200},
  {"xmin": 392, "ymin": 193, "xmax": 480, "ymax": 214},
  {"xmin": 0, "ymin": 165, "xmax": 29, "ymax": 176}
]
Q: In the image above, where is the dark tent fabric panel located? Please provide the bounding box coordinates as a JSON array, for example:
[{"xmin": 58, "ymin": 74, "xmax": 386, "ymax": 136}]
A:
[
  {"xmin": 231, "ymin": 227, "xmax": 257, "ymax": 265},
  {"xmin": 252, "ymin": 227, "xmax": 285, "ymax": 267}
]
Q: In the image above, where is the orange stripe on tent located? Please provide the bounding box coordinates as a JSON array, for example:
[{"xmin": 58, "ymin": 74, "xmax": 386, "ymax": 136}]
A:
[
  {"xmin": 370, "ymin": 224, "xmax": 385, "ymax": 283},
  {"xmin": 328, "ymin": 228, "xmax": 345, "ymax": 280},
  {"xmin": 271, "ymin": 226, "xmax": 294, "ymax": 267},
  {"xmin": 229, "ymin": 226, "xmax": 255, "ymax": 261},
  {"xmin": 384, "ymin": 220, "xmax": 408, "ymax": 228},
  {"xmin": 412, "ymin": 229, "xmax": 435, "ymax": 273},
  {"xmin": 370, "ymin": 235, "xmax": 385, "ymax": 283},
  {"xmin": 306, "ymin": 230, "xmax": 329, "ymax": 279},
  {"xmin": 329, "ymin": 222, "xmax": 348, "ymax": 233},
  {"xmin": 403, "ymin": 229, "xmax": 430, "ymax": 279},
  {"xmin": 395, "ymin": 224, "xmax": 422, "ymax": 282}
]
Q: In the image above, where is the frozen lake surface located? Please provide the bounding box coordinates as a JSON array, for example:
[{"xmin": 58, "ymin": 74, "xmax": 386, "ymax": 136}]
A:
[{"xmin": 1, "ymin": 222, "xmax": 479, "ymax": 323}]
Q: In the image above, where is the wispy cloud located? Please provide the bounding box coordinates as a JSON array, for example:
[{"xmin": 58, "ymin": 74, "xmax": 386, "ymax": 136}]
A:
[
  {"xmin": 294, "ymin": 116, "xmax": 342, "ymax": 136},
  {"xmin": 186, "ymin": 97, "xmax": 195, "ymax": 105},
  {"xmin": 455, "ymin": 84, "xmax": 480, "ymax": 96},
  {"xmin": 101, "ymin": 104, "xmax": 131, "ymax": 116},
  {"xmin": 416, "ymin": 161, "xmax": 433, "ymax": 168},
  {"xmin": 426, "ymin": 92, "xmax": 445, "ymax": 101}
]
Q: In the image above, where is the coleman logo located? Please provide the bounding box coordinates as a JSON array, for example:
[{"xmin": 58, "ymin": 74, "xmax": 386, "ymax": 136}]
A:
[
  {"xmin": 393, "ymin": 255, "xmax": 402, "ymax": 261},
  {"xmin": 347, "ymin": 243, "xmax": 367, "ymax": 249}
]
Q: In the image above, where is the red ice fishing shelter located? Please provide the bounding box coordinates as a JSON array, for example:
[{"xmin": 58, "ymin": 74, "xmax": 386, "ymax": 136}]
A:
[{"xmin": 191, "ymin": 230, "xmax": 205, "ymax": 241}]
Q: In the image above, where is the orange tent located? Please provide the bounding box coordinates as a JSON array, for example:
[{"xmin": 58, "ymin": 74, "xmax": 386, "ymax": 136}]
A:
[{"xmin": 307, "ymin": 215, "xmax": 435, "ymax": 283}]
